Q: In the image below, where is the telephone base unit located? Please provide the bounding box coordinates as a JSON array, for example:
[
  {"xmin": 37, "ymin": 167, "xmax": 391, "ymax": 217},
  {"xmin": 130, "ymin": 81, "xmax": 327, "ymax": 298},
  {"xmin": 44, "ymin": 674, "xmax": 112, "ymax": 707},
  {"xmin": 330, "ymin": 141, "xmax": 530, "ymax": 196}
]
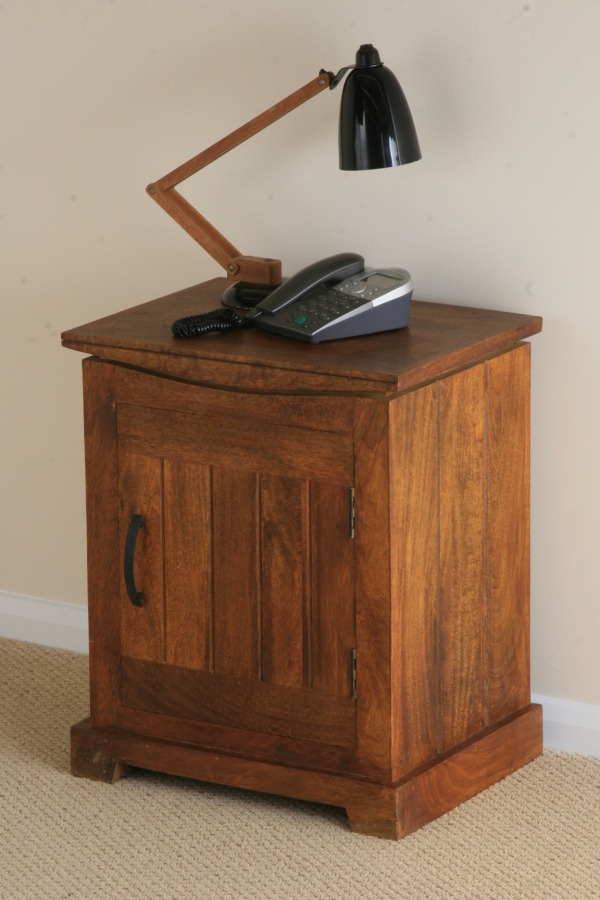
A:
[{"xmin": 62, "ymin": 277, "xmax": 543, "ymax": 840}]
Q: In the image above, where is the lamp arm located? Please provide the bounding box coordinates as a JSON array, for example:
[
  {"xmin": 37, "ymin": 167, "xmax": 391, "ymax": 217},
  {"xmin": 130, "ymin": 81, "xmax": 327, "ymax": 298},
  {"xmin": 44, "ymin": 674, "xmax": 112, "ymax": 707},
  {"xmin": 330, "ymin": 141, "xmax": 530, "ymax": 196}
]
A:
[{"xmin": 147, "ymin": 70, "xmax": 334, "ymax": 285}]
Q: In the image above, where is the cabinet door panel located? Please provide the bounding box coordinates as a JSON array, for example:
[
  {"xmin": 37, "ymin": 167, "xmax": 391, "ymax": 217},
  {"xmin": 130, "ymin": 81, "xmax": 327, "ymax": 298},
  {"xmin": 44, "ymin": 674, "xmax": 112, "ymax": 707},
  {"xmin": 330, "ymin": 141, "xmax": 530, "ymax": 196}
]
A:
[
  {"xmin": 212, "ymin": 467, "xmax": 260, "ymax": 680},
  {"xmin": 117, "ymin": 389, "xmax": 356, "ymax": 750},
  {"xmin": 118, "ymin": 404, "xmax": 353, "ymax": 485},
  {"xmin": 118, "ymin": 452, "xmax": 164, "ymax": 662},
  {"xmin": 122, "ymin": 657, "xmax": 356, "ymax": 748},
  {"xmin": 164, "ymin": 460, "xmax": 212, "ymax": 671},
  {"xmin": 260, "ymin": 476, "xmax": 308, "ymax": 688}
]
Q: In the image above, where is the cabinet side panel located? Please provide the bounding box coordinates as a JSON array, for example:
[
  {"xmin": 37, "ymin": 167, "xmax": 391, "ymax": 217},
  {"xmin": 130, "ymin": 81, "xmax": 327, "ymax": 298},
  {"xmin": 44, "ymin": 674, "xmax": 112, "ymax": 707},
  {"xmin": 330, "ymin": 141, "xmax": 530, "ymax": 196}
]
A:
[
  {"xmin": 354, "ymin": 400, "xmax": 393, "ymax": 778},
  {"xmin": 390, "ymin": 385, "xmax": 438, "ymax": 774},
  {"xmin": 212, "ymin": 468, "xmax": 260, "ymax": 679},
  {"xmin": 164, "ymin": 460, "xmax": 213, "ymax": 671},
  {"xmin": 439, "ymin": 365, "xmax": 486, "ymax": 751},
  {"xmin": 486, "ymin": 344, "xmax": 531, "ymax": 721},
  {"xmin": 118, "ymin": 452, "xmax": 165, "ymax": 662},
  {"xmin": 260, "ymin": 476, "xmax": 306, "ymax": 688},
  {"xmin": 82, "ymin": 359, "xmax": 120, "ymax": 725},
  {"xmin": 310, "ymin": 482, "xmax": 356, "ymax": 696}
]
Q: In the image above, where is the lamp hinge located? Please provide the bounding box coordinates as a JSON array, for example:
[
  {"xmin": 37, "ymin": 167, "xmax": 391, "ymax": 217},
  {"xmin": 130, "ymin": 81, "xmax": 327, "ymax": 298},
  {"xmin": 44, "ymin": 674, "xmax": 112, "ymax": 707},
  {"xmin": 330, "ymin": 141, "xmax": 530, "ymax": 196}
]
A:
[
  {"xmin": 349, "ymin": 487, "xmax": 355, "ymax": 539},
  {"xmin": 350, "ymin": 649, "xmax": 357, "ymax": 700}
]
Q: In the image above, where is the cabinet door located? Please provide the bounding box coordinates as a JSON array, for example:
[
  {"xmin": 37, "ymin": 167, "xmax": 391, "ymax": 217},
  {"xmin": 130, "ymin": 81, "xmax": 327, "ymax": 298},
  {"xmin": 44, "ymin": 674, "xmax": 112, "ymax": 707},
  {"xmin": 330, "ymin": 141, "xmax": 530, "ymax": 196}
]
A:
[{"xmin": 115, "ymin": 386, "xmax": 356, "ymax": 751}]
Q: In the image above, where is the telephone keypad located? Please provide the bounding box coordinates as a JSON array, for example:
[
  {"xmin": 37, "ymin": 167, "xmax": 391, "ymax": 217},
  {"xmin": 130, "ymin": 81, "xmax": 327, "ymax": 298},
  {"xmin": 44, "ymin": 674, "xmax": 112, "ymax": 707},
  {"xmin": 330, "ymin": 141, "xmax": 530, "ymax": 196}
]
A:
[{"xmin": 276, "ymin": 283, "xmax": 375, "ymax": 335}]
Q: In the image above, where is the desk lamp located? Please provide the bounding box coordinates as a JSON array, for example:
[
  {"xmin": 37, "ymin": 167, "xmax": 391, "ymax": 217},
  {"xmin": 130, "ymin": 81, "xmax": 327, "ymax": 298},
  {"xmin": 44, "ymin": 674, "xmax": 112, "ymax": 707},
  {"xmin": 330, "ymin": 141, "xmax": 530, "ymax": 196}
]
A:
[{"xmin": 146, "ymin": 44, "xmax": 421, "ymax": 335}]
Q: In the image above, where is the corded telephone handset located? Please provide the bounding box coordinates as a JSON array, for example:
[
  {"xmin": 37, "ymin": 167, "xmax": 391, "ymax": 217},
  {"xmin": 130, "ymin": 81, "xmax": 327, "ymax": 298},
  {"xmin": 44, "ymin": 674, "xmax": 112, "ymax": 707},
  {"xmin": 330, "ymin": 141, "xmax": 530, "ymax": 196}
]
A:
[{"xmin": 172, "ymin": 253, "xmax": 413, "ymax": 343}]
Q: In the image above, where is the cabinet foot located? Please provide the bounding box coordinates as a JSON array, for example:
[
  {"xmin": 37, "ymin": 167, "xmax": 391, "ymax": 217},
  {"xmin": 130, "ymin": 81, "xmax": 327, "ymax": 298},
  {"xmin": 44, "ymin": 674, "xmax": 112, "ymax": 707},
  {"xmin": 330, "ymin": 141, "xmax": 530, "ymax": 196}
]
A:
[
  {"xmin": 71, "ymin": 719, "xmax": 130, "ymax": 784},
  {"xmin": 346, "ymin": 792, "xmax": 400, "ymax": 839},
  {"xmin": 69, "ymin": 706, "xmax": 541, "ymax": 838}
]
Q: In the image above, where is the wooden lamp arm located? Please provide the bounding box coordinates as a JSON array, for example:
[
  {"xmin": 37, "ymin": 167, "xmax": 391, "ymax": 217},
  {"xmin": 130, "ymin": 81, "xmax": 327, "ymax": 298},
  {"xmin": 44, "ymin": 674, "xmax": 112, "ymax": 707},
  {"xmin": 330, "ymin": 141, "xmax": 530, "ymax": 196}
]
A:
[{"xmin": 147, "ymin": 70, "xmax": 333, "ymax": 285}]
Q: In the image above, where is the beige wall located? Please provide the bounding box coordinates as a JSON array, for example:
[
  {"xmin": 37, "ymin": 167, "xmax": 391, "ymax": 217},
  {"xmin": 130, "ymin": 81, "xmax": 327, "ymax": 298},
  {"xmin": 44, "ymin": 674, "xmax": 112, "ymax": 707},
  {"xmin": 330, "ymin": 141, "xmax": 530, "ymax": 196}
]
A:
[{"xmin": 1, "ymin": 2, "xmax": 599, "ymax": 703}]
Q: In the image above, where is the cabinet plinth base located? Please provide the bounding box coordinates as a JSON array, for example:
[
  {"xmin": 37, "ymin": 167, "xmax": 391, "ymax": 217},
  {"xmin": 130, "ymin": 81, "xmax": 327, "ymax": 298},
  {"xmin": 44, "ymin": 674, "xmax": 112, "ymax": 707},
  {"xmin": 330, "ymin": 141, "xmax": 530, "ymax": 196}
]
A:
[{"xmin": 71, "ymin": 704, "xmax": 542, "ymax": 839}]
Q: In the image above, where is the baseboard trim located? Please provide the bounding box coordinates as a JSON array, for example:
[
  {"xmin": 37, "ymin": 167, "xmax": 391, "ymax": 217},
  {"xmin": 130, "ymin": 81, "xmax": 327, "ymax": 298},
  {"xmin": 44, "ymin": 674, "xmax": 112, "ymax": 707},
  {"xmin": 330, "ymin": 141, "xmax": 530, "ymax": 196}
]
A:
[
  {"xmin": 0, "ymin": 590, "xmax": 88, "ymax": 654},
  {"xmin": 1, "ymin": 593, "xmax": 599, "ymax": 757},
  {"xmin": 532, "ymin": 692, "xmax": 600, "ymax": 758}
]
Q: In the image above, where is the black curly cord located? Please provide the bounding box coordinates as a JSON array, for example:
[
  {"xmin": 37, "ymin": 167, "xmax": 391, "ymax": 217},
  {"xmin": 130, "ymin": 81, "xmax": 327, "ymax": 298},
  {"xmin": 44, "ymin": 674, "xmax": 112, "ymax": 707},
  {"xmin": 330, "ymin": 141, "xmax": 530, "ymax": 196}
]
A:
[{"xmin": 171, "ymin": 307, "xmax": 253, "ymax": 338}]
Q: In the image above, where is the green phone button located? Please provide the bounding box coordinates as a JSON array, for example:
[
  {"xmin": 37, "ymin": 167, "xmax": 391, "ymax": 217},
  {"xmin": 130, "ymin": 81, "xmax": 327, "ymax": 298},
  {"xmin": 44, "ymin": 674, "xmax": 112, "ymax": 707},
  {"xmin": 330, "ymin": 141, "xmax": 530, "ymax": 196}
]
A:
[{"xmin": 294, "ymin": 316, "xmax": 307, "ymax": 324}]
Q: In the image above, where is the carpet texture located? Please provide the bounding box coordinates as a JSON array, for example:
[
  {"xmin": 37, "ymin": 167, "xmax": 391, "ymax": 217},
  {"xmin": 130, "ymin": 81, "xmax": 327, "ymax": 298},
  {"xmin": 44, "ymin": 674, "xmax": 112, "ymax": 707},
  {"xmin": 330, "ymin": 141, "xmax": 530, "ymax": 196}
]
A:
[{"xmin": 1, "ymin": 636, "xmax": 600, "ymax": 899}]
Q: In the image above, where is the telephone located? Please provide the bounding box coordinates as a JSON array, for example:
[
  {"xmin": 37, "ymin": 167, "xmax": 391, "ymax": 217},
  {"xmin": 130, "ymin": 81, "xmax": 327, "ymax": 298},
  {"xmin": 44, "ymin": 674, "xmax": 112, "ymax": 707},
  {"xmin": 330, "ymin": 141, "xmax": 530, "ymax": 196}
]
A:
[{"xmin": 171, "ymin": 253, "xmax": 413, "ymax": 342}]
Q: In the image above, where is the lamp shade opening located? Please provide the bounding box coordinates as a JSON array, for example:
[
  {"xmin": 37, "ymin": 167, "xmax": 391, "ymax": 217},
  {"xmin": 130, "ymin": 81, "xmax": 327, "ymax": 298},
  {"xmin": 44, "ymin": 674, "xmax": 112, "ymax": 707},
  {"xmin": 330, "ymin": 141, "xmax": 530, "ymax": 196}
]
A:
[{"xmin": 339, "ymin": 45, "xmax": 421, "ymax": 171}]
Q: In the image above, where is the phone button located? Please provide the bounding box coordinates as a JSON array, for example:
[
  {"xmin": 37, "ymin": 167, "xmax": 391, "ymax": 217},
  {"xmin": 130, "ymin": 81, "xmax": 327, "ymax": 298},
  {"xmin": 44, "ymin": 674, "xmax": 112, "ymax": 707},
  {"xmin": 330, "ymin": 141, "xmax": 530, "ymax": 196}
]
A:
[
  {"xmin": 347, "ymin": 284, "xmax": 367, "ymax": 294},
  {"xmin": 294, "ymin": 316, "xmax": 307, "ymax": 324}
]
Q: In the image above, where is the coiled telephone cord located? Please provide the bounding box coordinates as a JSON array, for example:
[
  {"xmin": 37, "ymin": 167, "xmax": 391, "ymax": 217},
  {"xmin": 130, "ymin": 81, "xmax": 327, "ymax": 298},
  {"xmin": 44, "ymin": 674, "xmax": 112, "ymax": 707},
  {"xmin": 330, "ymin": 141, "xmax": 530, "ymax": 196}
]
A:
[
  {"xmin": 171, "ymin": 309, "xmax": 250, "ymax": 337},
  {"xmin": 171, "ymin": 307, "xmax": 251, "ymax": 338}
]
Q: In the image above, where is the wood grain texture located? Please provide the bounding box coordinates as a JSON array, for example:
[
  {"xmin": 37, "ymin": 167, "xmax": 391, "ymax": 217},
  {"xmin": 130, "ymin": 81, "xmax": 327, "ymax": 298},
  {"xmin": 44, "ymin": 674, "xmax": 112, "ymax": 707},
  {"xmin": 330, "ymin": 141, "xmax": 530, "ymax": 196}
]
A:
[
  {"xmin": 69, "ymin": 304, "xmax": 542, "ymax": 835},
  {"xmin": 71, "ymin": 721, "xmax": 130, "ymax": 784},
  {"xmin": 114, "ymin": 365, "xmax": 355, "ymax": 435},
  {"xmin": 345, "ymin": 792, "xmax": 400, "ymax": 840},
  {"xmin": 115, "ymin": 703, "xmax": 364, "ymax": 776},
  {"xmin": 485, "ymin": 344, "xmax": 531, "ymax": 721},
  {"xmin": 64, "ymin": 343, "xmax": 391, "ymax": 394},
  {"xmin": 228, "ymin": 255, "xmax": 282, "ymax": 285},
  {"xmin": 82, "ymin": 359, "xmax": 121, "ymax": 726},
  {"xmin": 438, "ymin": 365, "xmax": 486, "ymax": 751},
  {"xmin": 121, "ymin": 657, "xmax": 356, "ymax": 748},
  {"xmin": 353, "ymin": 399, "xmax": 393, "ymax": 778},
  {"xmin": 389, "ymin": 384, "xmax": 439, "ymax": 775},
  {"xmin": 164, "ymin": 460, "xmax": 212, "ymax": 671},
  {"xmin": 62, "ymin": 279, "xmax": 542, "ymax": 395},
  {"xmin": 400, "ymin": 704, "xmax": 542, "ymax": 836},
  {"xmin": 118, "ymin": 452, "xmax": 164, "ymax": 662},
  {"xmin": 260, "ymin": 476, "xmax": 307, "ymax": 688},
  {"xmin": 212, "ymin": 468, "xmax": 260, "ymax": 680},
  {"xmin": 310, "ymin": 482, "xmax": 356, "ymax": 696},
  {"xmin": 71, "ymin": 704, "xmax": 542, "ymax": 840},
  {"xmin": 117, "ymin": 404, "xmax": 354, "ymax": 485}
]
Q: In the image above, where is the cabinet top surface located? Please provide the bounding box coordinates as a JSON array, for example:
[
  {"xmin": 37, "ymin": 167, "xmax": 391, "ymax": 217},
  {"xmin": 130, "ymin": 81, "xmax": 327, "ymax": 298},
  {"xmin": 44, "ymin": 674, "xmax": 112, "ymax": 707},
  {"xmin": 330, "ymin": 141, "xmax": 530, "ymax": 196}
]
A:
[{"xmin": 62, "ymin": 278, "xmax": 542, "ymax": 391}]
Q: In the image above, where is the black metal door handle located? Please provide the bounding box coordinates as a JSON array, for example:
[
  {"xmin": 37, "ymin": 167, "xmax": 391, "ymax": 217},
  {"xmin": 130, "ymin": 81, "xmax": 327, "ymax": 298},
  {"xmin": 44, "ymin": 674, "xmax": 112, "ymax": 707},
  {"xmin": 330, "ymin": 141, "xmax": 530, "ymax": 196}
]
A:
[{"xmin": 124, "ymin": 514, "xmax": 144, "ymax": 607}]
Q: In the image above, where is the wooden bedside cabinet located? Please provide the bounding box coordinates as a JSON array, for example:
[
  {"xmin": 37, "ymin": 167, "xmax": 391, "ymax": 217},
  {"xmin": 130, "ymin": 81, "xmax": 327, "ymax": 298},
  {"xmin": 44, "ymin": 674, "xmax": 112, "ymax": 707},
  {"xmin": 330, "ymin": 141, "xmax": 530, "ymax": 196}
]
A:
[{"xmin": 62, "ymin": 279, "xmax": 543, "ymax": 839}]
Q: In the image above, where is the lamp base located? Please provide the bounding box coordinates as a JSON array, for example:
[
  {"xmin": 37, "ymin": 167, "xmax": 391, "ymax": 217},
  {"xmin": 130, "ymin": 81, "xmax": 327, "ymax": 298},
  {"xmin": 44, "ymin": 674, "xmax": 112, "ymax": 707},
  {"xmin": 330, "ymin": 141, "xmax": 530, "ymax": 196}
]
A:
[{"xmin": 222, "ymin": 280, "xmax": 286, "ymax": 310}]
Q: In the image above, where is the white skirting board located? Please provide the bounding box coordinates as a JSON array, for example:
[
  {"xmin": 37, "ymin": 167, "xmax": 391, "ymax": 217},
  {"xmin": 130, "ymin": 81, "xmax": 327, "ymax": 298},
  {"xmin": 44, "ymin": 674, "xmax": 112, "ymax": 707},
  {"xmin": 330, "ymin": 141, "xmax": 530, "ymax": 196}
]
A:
[
  {"xmin": 1, "ymin": 591, "xmax": 599, "ymax": 758},
  {"xmin": 531, "ymin": 692, "xmax": 600, "ymax": 758},
  {"xmin": 0, "ymin": 590, "xmax": 88, "ymax": 655}
]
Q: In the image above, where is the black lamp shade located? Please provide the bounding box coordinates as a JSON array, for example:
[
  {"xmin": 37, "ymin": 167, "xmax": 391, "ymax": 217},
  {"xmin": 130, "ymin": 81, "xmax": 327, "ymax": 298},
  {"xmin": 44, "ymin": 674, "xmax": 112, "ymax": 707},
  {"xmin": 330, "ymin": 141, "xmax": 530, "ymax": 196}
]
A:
[{"xmin": 339, "ymin": 48, "xmax": 421, "ymax": 171}]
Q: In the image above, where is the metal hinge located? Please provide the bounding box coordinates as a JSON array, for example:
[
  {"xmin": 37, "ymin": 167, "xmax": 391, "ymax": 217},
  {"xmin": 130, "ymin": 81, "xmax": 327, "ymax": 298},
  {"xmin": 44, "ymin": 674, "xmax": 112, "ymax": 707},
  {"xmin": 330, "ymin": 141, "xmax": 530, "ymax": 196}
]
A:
[
  {"xmin": 349, "ymin": 487, "xmax": 355, "ymax": 539},
  {"xmin": 350, "ymin": 648, "xmax": 357, "ymax": 699}
]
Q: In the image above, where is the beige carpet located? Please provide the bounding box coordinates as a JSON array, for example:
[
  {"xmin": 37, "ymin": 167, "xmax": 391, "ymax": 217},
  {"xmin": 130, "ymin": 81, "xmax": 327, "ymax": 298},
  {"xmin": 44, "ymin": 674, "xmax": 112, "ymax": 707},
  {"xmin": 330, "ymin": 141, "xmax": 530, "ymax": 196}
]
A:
[{"xmin": 1, "ymin": 638, "xmax": 600, "ymax": 900}]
